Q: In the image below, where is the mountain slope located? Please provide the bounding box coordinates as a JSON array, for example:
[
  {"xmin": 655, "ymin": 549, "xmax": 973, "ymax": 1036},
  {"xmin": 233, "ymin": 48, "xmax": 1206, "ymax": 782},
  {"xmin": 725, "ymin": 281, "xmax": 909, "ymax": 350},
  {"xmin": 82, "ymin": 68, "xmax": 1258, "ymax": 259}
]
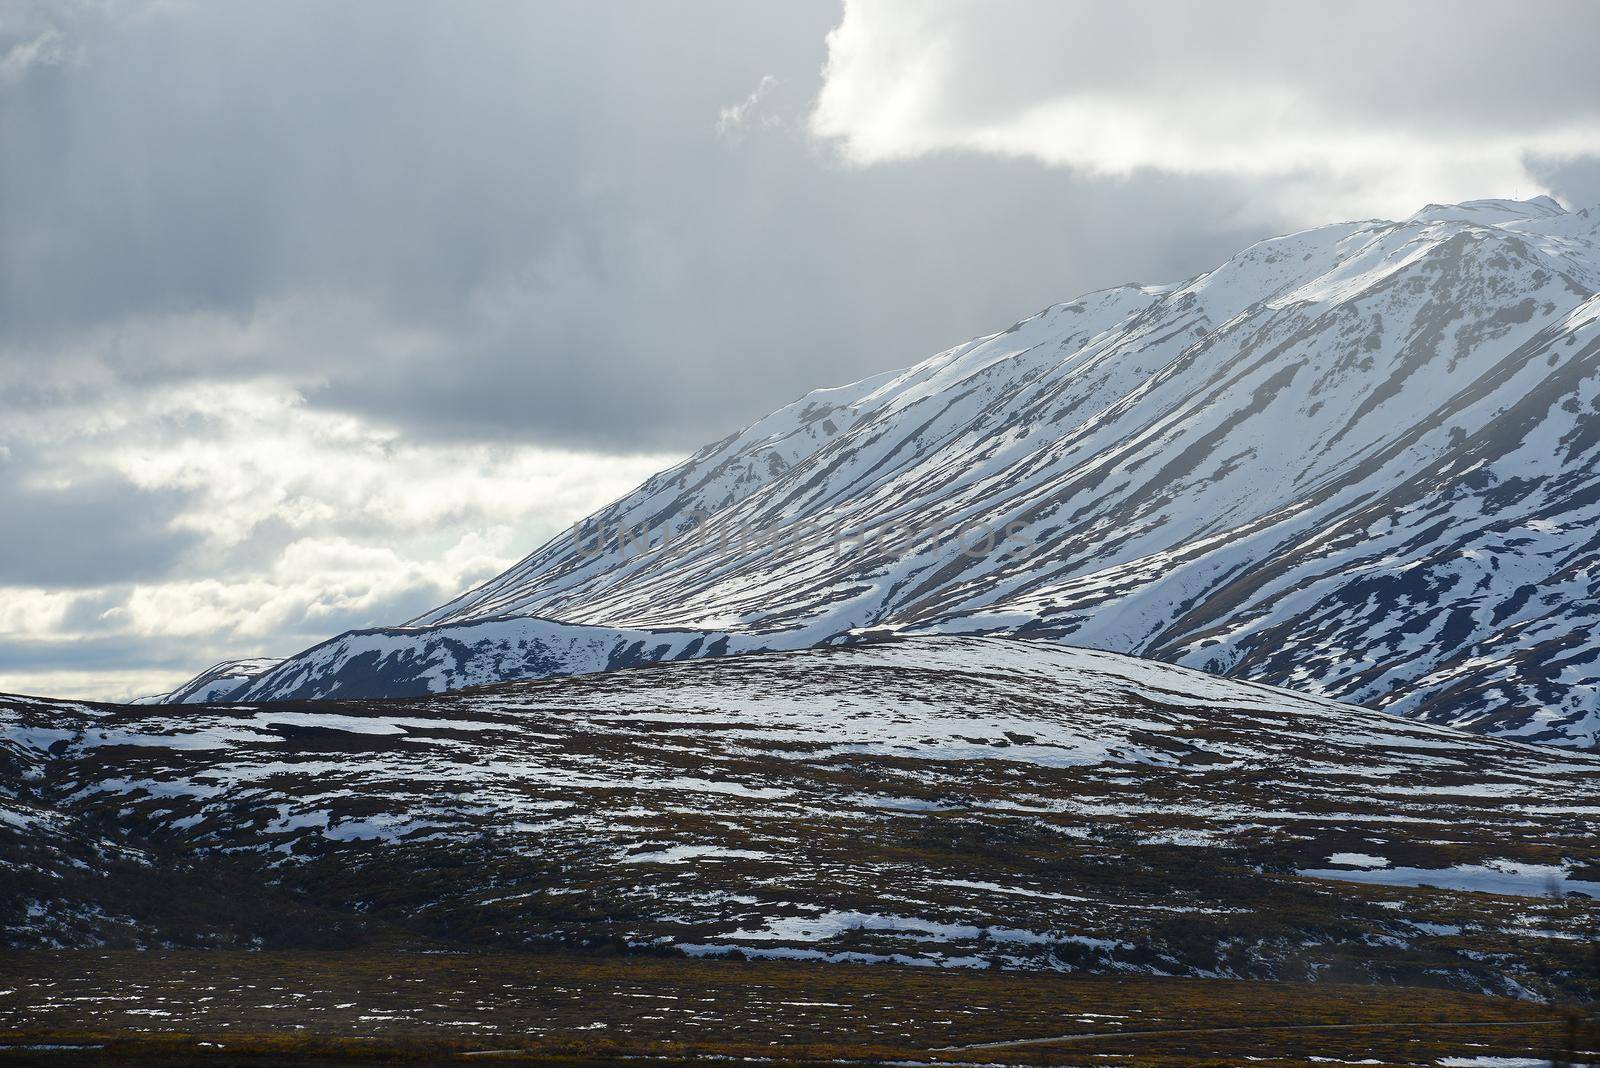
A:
[
  {"xmin": 9, "ymin": 637, "xmax": 1600, "ymax": 998},
  {"xmin": 166, "ymin": 198, "xmax": 1600, "ymax": 747},
  {"xmin": 230, "ymin": 617, "xmax": 777, "ymax": 703}
]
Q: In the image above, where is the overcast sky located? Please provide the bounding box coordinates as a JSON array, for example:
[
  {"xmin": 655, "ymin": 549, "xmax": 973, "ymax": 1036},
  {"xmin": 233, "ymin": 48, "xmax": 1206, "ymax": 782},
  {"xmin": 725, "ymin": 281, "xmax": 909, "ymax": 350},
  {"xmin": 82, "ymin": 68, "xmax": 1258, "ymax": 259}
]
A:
[{"xmin": 4, "ymin": 0, "xmax": 1600, "ymax": 700}]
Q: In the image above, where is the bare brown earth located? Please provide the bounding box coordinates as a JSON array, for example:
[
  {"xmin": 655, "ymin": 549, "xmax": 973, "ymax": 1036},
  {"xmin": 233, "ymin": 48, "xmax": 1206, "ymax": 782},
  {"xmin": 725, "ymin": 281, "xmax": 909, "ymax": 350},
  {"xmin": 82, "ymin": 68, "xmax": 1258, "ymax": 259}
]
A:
[{"xmin": 0, "ymin": 949, "xmax": 1595, "ymax": 1066}]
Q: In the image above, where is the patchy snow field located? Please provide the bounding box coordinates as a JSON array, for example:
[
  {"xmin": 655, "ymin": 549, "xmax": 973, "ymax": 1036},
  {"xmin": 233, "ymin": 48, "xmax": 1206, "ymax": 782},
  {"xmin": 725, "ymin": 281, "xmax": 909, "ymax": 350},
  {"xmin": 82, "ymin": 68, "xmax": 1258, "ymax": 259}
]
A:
[{"xmin": 5, "ymin": 637, "xmax": 1598, "ymax": 1001}]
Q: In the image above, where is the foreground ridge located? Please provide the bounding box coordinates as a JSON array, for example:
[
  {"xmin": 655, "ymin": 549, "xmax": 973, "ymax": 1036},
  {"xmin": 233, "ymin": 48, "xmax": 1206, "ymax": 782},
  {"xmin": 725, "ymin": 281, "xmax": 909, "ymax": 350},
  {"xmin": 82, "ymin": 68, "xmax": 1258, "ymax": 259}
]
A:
[{"xmin": 12, "ymin": 637, "xmax": 1599, "ymax": 1000}]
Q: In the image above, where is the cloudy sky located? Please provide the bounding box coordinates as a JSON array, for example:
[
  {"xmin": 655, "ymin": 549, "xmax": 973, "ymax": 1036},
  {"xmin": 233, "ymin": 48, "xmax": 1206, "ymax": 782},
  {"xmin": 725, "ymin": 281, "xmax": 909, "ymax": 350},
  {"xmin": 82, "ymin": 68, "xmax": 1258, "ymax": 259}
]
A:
[{"xmin": 4, "ymin": 0, "xmax": 1600, "ymax": 700}]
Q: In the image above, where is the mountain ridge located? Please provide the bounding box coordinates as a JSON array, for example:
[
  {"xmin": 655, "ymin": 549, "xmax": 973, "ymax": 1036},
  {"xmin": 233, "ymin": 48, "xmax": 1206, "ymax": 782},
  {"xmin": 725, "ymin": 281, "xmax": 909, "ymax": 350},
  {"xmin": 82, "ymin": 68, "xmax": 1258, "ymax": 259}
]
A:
[{"xmin": 154, "ymin": 197, "xmax": 1600, "ymax": 749}]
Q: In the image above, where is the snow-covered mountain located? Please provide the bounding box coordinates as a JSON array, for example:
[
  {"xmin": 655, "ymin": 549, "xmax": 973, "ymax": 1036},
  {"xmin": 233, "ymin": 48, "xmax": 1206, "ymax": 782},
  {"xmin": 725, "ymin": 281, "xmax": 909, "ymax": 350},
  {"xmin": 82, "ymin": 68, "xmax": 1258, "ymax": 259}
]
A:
[
  {"xmin": 166, "ymin": 197, "xmax": 1600, "ymax": 749},
  {"xmin": 130, "ymin": 658, "xmax": 283, "ymax": 705},
  {"xmin": 225, "ymin": 617, "xmax": 777, "ymax": 702},
  {"xmin": 10, "ymin": 637, "xmax": 1599, "ymax": 995}
]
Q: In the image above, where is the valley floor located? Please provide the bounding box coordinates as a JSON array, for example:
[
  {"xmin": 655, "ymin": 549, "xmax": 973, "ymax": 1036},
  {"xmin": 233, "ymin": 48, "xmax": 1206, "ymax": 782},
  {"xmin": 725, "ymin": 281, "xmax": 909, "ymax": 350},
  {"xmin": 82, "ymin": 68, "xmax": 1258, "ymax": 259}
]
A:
[{"xmin": 1, "ymin": 949, "xmax": 1594, "ymax": 1066}]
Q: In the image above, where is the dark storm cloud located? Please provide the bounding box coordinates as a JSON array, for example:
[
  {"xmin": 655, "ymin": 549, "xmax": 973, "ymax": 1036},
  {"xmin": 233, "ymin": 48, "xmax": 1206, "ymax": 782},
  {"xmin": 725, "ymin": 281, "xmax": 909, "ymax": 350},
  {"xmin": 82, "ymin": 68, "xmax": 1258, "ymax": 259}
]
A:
[
  {"xmin": 312, "ymin": 155, "xmax": 1263, "ymax": 451},
  {"xmin": 1, "ymin": 0, "xmax": 1268, "ymax": 453},
  {"xmin": 1538, "ymin": 156, "xmax": 1600, "ymax": 208}
]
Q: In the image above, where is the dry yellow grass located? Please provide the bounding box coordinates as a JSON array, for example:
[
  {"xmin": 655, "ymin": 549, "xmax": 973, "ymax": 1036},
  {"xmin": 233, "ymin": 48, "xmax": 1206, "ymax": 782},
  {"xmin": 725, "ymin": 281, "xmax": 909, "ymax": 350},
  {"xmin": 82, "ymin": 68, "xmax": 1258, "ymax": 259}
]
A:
[{"xmin": 1, "ymin": 949, "xmax": 1593, "ymax": 1065}]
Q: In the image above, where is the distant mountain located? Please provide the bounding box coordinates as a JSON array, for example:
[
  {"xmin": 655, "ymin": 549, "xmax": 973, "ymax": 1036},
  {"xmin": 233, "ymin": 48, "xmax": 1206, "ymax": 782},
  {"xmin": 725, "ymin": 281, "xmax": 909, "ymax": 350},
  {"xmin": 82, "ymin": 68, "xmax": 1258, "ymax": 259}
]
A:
[
  {"xmin": 131, "ymin": 658, "xmax": 282, "ymax": 705},
  {"xmin": 162, "ymin": 197, "xmax": 1600, "ymax": 749},
  {"xmin": 10, "ymin": 636, "xmax": 1599, "ymax": 997}
]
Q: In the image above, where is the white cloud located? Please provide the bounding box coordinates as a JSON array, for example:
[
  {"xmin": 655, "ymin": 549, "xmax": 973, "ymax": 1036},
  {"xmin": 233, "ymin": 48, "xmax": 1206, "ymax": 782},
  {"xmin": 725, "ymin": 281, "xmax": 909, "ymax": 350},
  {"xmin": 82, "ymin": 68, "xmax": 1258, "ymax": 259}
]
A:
[
  {"xmin": 0, "ymin": 374, "xmax": 674, "ymax": 700},
  {"xmin": 0, "ymin": 588, "xmax": 76, "ymax": 635},
  {"xmin": 810, "ymin": 0, "xmax": 1600, "ymax": 220},
  {"xmin": 716, "ymin": 74, "xmax": 781, "ymax": 140},
  {"xmin": 0, "ymin": 25, "xmax": 65, "ymax": 85}
]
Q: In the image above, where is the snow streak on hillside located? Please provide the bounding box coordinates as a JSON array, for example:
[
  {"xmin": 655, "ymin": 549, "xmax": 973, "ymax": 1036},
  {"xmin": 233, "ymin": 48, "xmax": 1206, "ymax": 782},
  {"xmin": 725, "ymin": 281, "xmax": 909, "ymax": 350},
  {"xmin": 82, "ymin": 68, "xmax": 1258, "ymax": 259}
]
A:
[{"xmin": 168, "ymin": 198, "xmax": 1600, "ymax": 748}]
